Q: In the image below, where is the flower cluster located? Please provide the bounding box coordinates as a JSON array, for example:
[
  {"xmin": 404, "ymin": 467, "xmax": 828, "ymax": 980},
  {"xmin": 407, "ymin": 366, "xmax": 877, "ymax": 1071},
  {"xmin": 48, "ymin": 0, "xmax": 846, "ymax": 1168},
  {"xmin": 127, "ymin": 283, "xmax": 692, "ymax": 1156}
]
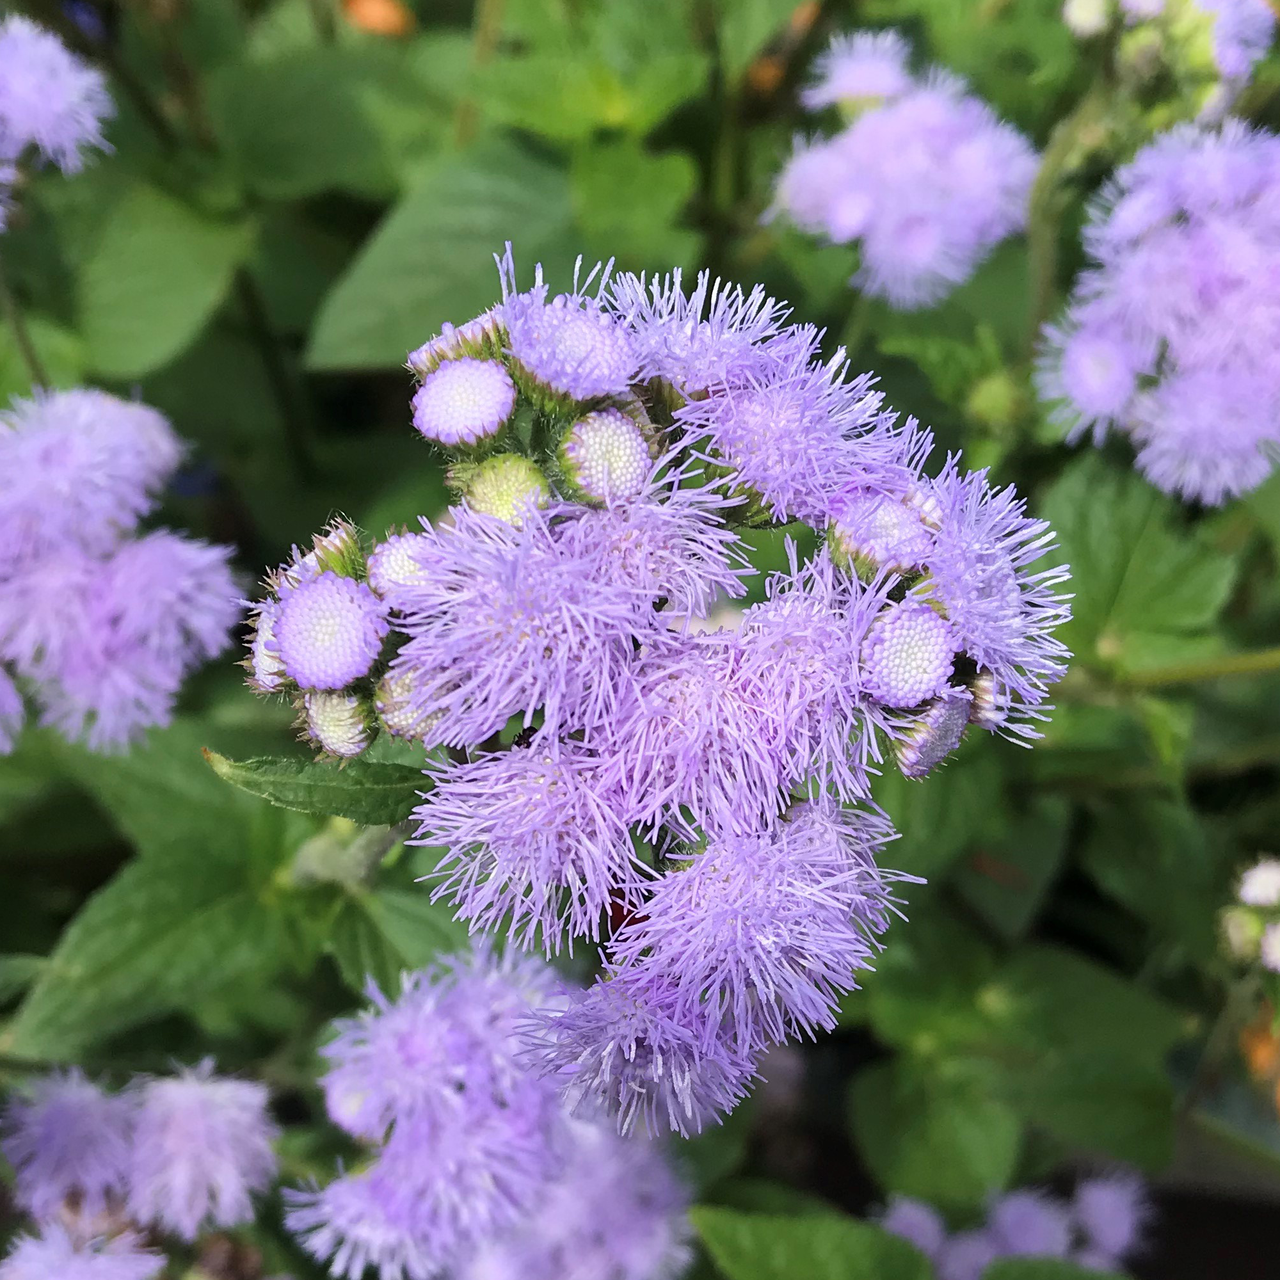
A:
[
  {"xmin": 1038, "ymin": 121, "xmax": 1280, "ymax": 504},
  {"xmin": 882, "ymin": 1176, "xmax": 1151, "ymax": 1280},
  {"xmin": 0, "ymin": 389, "xmax": 239, "ymax": 754},
  {"xmin": 287, "ymin": 948, "xmax": 691, "ymax": 1280},
  {"xmin": 0, "ymin": 1062, "xmax": 278, "ymax": 1280},
  {"xmin": 773, "ymin": 31, "xmax": 1037, "ymax": 308},
  {"xmin": 243, "ymin": 247, "xmax": 1070, "ymax": 1133},
  {"xmin": 1221, "ymin": 856, "xmax": 1280, "ymax": 972},
  {"xmin": 0, "ymin": 16, "xmax": 111, "ymax": 224}
]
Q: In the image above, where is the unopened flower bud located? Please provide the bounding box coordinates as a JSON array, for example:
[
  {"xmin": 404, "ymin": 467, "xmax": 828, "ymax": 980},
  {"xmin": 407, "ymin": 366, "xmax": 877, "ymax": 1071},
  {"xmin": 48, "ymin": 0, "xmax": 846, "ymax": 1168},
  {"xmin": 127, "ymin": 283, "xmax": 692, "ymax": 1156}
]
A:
[
  {"xmin": 412, "ymin": 357, "xmax": 516, "ymax": 447},
  {"xmin": 304, "ymin": 691, "xmax": 375, "ymax": 758},
  {"xmin": 894, "ymin": 690, "xmax": 973, "ymax": 778},
  {"xmin": 828, "ymin": 489, "xmax": 935, "ymax": 578},
  {"xmin": 375, "ymin": 669, "xmax": 444, "ymax": 744},
  {"xmin": 558, "ymin": 407, "xmax": 653, "ymax": 503},
  {"xmin": 461, "ymin": 454, "xmax": 549, "ymax": 527},
  {"xmin": 1221, "ymin": 906, "xmax": 1262, "ymax": 961},
  {"xmin": 277, "ymin": 573, "xmax": 389, "ymax": 691},
  {"xmin": 407, "ymin": 309, "xmax": 505, "ymax": 377},
  {"xmin": 246, "ymin": 600, "xmax": 287, "ymax": 693},
  {"xmin": 861, "ymin": 600, "xmax": 958, "ymax": 708},
  {"xmin": 1063, "ymin": 0, "xmax": 1111, "ymax": 37},
  {"xmin": 367, "ymin": 531, "xmax": 432, "ymax": 601},
  {"xmin": 311, "ymin": 518, "xmax": 367, "ymax": 580}
]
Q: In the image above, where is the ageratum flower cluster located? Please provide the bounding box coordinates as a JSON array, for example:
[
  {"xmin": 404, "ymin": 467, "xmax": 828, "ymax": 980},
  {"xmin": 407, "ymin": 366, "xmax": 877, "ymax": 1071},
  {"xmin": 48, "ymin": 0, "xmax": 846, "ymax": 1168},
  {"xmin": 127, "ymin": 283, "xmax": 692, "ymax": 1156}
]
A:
[
  {"xmin": 1117, "ymin": 0, "xmax": 1275, "ymax": 81},
  {"xmin": 1221, "ymin": 857, "xmax": 1280, "ymax": 973},
  {"xmin": 1038, "ymin": 121, "xmax": 1280, "ymax": 504},
  {"xmin": 0, "ymin": 15, "xmax": 112, "ymax": 226},
  {"xmin": 0, "ymin": 1062, "xmax": 278, "ymax": 1280},
  {"xmin": 244, "ymin": 247, "xmax": 1070, "ymax": 1134},
  {"xmin": 881, "ymin": 1176, "xmax": 1151, "ymax": 1280},
  {"xmin": 773, "ymin": 31, "xmax": 1037, "ymax": 308},
  {"xmin": 287, "ymin": 948, "xmax": 691, "ymax": 1280},
  {"xmin": 0, "ymin": 390, "xmax": 239, "ymax": 754}
]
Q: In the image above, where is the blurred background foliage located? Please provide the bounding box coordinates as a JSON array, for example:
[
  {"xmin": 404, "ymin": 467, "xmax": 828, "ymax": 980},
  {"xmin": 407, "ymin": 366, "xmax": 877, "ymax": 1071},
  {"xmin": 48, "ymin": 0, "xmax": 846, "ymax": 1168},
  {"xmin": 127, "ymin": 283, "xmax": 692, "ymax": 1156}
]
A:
[{"xmin": 3, "ymin": 0, "xmax": 1280, "ymax": 1276}]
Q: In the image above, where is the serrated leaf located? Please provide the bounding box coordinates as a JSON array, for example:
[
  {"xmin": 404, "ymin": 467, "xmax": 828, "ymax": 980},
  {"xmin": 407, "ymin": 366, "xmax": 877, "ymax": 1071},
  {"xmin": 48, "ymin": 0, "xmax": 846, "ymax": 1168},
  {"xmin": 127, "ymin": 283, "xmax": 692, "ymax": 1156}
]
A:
[
  {"xmin": 79, "ymin": 184, "xmax": 254, "ymax": 378},
  {"xmin": 848, "ymin": 1059, "xmax": 1021, "ymax": 1210},
  {"xmin": 1041, "ymin": 455, "xmax": 1237, "ymax": 676},
  {"xmin": 306, "ymin": 141, "xmax": 578, "ymax": 371},
  {"xmin": 692, "ymin": 1207, "xmax": 932, "ymax": 1280},
  {"xmin": 205, "ymin": 751, "xmax": 426, "ymax": 826}
]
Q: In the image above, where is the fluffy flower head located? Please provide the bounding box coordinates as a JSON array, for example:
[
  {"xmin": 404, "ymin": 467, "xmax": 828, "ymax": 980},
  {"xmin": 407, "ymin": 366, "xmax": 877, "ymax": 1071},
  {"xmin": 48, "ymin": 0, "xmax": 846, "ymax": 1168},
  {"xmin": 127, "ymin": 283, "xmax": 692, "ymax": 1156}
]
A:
[
  {"xmin": 0, "ymin": 1228, "xmax": 161, "ymax": 1280},
  {"xmin": 276, "ymin": 573, "xmax": 388, "ymax": 690},
  {"xmin": 412, "ymin": 357, "xmax": 516, "ymax": 446}
]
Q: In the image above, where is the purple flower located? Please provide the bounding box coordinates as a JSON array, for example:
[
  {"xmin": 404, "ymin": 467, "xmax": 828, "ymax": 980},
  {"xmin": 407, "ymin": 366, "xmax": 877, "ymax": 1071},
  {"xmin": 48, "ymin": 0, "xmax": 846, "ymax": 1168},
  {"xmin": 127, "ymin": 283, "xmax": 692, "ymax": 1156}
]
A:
[
  {"xmin": 988, "ymin": 1189, "xmax": 1073, "ymax": 1258},
  {"xmin": 1072, "ymin": 1173, "xmax": 1150, "ymax": 1265},
  {"xmin": 918, "ymin": 460, "xmax": 1071, "ymax": 740},
  {"xmin": 286, "ymin": 1165, "xmax": 439, "ymax": 1280},
  {"xmin": 455, "ymin": 1118, "xmax": 692, "ymax": 1280},
  {"xmin": 413, "ymin": 742, "xmax": 650, "ymax": 953},
  {"xmin": 1037, "ymin": 121, "xmax": 1280, "ymax": 502},
  {"xmin": 411, "ymin": 357, "xmax": 516, "ymax": 446},
  {"xmin": 778, "ymin": 68, "xmax": 1036, "ymax": 307},
  {"xmin": 551, "ymin": 467, "xmax": 750, "ymax": 618},
  {"xmin": 276, "ymin": 572, "xmax": 388, "ymax": 691},
  {"xmin": 0, "ymin": 664, "xmax": 23, "ymax": 754},
  {"xmin": 801, "ymin": 30, "xmax": 915, "ymax": 111},
  {"xmin": 938, "ymin": 1230, "xmax": 1000, "ymax": 1280},
  {"xmin": 407, "ymin": 308, "xmax": 505, "ymax": 378},
  {"xmin": 1197, "ymin": 0, "xmax": 1276, "ymax": 81},
  {"xmin": 296, "ymin": 950, "xmax": 568, "ymax": 1276},
  {"xmin": 606, "ymin": 269, "xmax": 789, "ymax": 394},
  {"xmin": 385, "ymin": 505, "xmax": 646, "ymax": 746},
  {"xmin": 672, "ymin": 336, "xmax": 912, "ymax": 523},
  {"xmin": 558, "ymin": 408, "xmax": 653, "ymax": 503},
  {"xmin": 827, "ymin": 482, "xmax": 936, "ymax": 577},
  {"xmin": 126, "ymin": 1061, "xmax": 278, "ymax": 1242},
  {"xmin": 11, "ymin": 534, "xmax": 239, "ymax": 752},
  {"xmin": 0, "ymin": 1228, "xmax": 162, "ymax": 1280},
  {"xmin": 498, "ymin": 248, "xmax": 637, "ymax": 403},
  {"xmin": 0, "ymin": 390, "xmax": 182, "ymax": 561},
  {"xmin": 606, "ymin": 798, "xmax": 898, "ymax": 1055},
  {"xmin": 880, "ymin": 1196, "xmax": 947, "ymax": 1261},
  {"xmin": 0, "ymin": 17, "xmax": 112, "ymax": 172},
  {"xmin": 1, "ymin": 1071, "xmax": 132, "ymax": 1225},
  {"xmin": 525, "ymin": 974, "xmax": 758, "ymax": 1138}
]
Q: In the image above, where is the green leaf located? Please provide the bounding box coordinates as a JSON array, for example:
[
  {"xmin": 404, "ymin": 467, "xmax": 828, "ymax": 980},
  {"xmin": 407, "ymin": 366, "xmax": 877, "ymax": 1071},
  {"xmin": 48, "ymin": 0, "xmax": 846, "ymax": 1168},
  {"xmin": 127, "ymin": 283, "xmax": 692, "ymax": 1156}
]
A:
[
  {"xmin": 848, "ymin": 1059, "xmax": 1022, "ymax": 1210},
  {"xmin": 205, "ymin": 751, "xmax": 426, "ymax": 826},
  {"xmin": 871, "ymin": 739, "xmax": 1005, "ymax": 878},
  {"xmin": 307, "ymin": 140, "xmax": 578, "ymax": 371},
  {"xmin": 329, "ymin": 887, "xmax": 467, "ymax": 994},
  {"xmin": 571, "ymin": 140, "xmax": 700, "ymax": 271},
  {"xmin": 984, "ymin": 1260, "xmax": 1127, "ymax": 1280},
  {"xmin": 79, "ymin": 184, "xmax": 255, "ymax": 379},
  {"xmin": 53, "ymin": 722, "xmax": 265, "ymax": 863},
  {"xmin": 692, "ymin": 1207, "xmax": 932, "ymax": 1280},
  {"xmin": 1041, "ymin": 455, "xmax": 1237, "ymax": 676},
  {"xmin": 953, "ymin": 797, "xmax": 1070, "ymax": 940},
  {"xmin": 5, "ymin": 835, "xmax": 295, "ymax": 1059},
  {"xmin": 0, "ymin": 955, "xmax": 47, "ymax": 1005}
]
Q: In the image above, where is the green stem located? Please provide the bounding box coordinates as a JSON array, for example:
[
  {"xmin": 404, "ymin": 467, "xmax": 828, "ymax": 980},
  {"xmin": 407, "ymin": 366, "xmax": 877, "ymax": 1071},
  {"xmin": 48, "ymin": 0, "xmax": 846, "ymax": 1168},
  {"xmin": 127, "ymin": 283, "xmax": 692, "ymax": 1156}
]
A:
[
  {"xmin": 1024, "ymin": 87, "xmax": 1109, "ymax": 358},
  {"xmin": 1125, "ymin": 646, "xmax": 1280, "ymax": 689},
  {"xmin": 1179, "ymin": 973, "xmax": 1260, "ymax": 1120},
  {"xmin": 0, "ymin": 252, "xmax": 48, "ymax": 390},
  {"xmin": 234, "ymin": 271, "xmax": 317, "ymax": 482},
  {"xmin": 454, "ymin": 0, "xmax": 506, "ymax": 146}
]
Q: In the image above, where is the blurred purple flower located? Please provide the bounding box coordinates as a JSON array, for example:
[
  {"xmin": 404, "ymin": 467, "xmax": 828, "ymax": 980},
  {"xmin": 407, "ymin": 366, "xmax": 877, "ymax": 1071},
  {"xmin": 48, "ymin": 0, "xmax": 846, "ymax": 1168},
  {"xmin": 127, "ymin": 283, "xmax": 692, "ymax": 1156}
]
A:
[{"xmin": 0, "ymin": 1227, "xmax": 162, "ymax": 1280}]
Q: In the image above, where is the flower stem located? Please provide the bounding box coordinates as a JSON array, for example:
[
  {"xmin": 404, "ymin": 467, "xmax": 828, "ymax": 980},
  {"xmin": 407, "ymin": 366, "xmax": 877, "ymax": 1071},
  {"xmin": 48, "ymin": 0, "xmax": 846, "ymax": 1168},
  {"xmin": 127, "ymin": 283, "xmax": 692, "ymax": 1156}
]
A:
[
  {"xmin": 0, "ymin": 252, "xmax": 48, "ymax": 390},
  {"xmin": 1124, "ymin": 646, "xmax": 1280, "ymax": 689}
]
